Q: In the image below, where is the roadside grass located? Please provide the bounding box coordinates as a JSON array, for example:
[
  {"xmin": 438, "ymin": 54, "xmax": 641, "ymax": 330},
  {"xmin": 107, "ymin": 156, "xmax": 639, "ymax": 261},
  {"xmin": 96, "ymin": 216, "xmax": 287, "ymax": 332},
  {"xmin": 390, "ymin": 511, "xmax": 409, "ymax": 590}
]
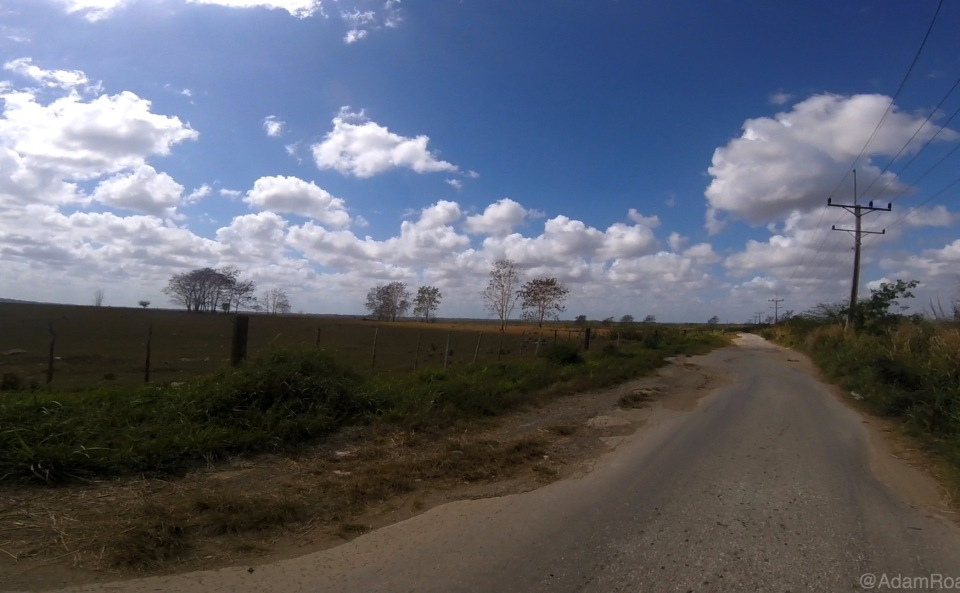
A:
[
  {"xmin": 0, "ymin": 326, "xmax": 728, "ymax": 571},
  {"xmin": 110, "ymin": 433, "xmax": 551, "ymax": 569},
  {"xmin": 762, "ymin": 319, "xmax": 960, "ymax": 495},
  {"xmin": 0, "ymin": 329, "xmax": 727, "ymax": 486}
]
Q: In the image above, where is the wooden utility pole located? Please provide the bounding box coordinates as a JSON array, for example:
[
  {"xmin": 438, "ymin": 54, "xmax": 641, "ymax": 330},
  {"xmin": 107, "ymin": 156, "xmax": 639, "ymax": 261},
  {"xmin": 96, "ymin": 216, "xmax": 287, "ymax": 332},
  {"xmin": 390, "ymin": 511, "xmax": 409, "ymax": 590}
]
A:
[
  {"xmin": 769, "ymin": 294, "xmax": 784, "ymax": 324},
  {"xmin": 828, "ymin": 170, "xmax": 890, "ymax": 328}
]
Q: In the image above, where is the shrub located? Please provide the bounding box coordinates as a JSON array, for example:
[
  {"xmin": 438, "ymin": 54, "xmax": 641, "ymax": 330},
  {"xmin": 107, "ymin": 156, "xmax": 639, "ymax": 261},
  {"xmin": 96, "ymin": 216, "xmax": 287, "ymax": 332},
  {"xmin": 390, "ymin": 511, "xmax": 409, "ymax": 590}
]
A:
[
  {"xmin": 543, "ymin": 343, "xmax": 584, "ymax": 365},
  {"xmin": 1, "ymin": 372, "xmax": 23, "ymax": 391}
]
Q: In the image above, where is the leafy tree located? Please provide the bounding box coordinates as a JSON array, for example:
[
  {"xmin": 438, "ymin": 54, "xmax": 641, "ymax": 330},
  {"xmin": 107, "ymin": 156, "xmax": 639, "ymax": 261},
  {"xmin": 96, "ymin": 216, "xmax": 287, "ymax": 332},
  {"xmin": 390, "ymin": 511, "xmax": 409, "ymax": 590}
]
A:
[
  {"xmin": 620, "ymin": 314, "xmax": 635, "ymax": 325},
  {"xmin": 806, "ymin": 302, "xmax": 845, "ymax": 324},
  {"xmin": 601, "ymin": 316, "xmax": 614, "ymax": 326},
  {"xmin": 138, "ymin": 300, "xmax": 150, "ymax": 309},
  {"xmin": 574, "ymin": 314, "xmax": 588, "ymax": 326},
  {"xmin": 413, "ymin": 285, "xmax": 442, "ymax": 322},
  {"xmin": 365, "ymin": 282, "xmax": 411, "ymax": 321},
  {"xmin": 707, "ymin": 315, "xmax": 720, "ymax": 325},
  {"xmin": 482, "ymin": 259, "xmax": 521, "ymax": 331},
  {"xmin": 518, "ymin": 277, "xmax": 569, "ymax": 328},
  {"xmin": 804, "ymin": 279, "xmax": 918, "ymax": 332},
  {"xmin": 643, "ymin": 314, "xmax": 656, "ymax": 323},
  {"xmin": 163, "ymin": 267, "xmax": 258, "ymax": 313},
  {"xmin": 164, "ymin": 267, "xmax": 245, "ymax": 313},
  {"xmin": 852, "ymin": 279, "xmax": 918, "ymax": 333}
]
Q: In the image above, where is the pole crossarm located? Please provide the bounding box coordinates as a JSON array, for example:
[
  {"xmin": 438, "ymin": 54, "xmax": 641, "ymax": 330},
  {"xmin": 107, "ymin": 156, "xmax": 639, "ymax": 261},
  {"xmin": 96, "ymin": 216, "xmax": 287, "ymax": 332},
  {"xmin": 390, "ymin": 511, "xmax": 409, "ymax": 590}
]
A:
[
  {"xmin": 830, "ymin": 225, "xmax": 886, "ymax": 235},
  {"xmin": 827, "ymin": 198, "xmax": 892, "ymax": 214}
]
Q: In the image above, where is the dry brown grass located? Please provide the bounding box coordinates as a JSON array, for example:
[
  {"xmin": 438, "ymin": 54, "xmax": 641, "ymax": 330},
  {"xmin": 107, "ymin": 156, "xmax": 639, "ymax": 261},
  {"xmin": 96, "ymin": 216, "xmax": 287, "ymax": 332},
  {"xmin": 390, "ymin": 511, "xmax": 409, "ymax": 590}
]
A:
[
  {"xmin": 0, "ymin": 427, "xmax": 561, "ymax": 575},
  {"xmin": 0, "ymin": 302, "xmax": 612, "ymax": 390},
  {"xmin": 617, "ymin": 387, "xmax": 658, "ymax": 409}
]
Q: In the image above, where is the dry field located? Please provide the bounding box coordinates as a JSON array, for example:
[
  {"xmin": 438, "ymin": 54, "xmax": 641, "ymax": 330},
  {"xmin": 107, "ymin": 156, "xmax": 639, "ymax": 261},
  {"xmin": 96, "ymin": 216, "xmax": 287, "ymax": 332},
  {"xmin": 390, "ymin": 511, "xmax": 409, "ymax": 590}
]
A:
[{"xmin": 0, "ymin": 302, "xmax": 612, "ymax": 390}]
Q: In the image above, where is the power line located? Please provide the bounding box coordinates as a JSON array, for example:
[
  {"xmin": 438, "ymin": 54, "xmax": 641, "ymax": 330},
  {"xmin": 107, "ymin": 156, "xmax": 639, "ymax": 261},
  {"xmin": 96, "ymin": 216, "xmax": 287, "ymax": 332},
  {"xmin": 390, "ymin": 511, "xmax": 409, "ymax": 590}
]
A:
[
  {"xmin": 861, "ymin": 90, "xmax": 960, "ymax": 206},
  {"xmin": 779, "ymin": 0, "xmax": 946, "ymax": 305},
  {"xmin": 858, "ymin": 74, "xmax": 960, "ymax": 202}
]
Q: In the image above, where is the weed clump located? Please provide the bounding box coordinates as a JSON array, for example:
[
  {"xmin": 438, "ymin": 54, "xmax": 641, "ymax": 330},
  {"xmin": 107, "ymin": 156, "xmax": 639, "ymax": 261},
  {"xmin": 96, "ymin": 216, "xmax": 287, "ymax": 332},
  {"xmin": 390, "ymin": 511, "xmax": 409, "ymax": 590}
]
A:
[
  {"xmin": 1, "ymin": 372, "xmax": 23, "ymax": 391},
  {"xmin": 543, "ymin": 343, "xmax": 584, "ymax": 365}
]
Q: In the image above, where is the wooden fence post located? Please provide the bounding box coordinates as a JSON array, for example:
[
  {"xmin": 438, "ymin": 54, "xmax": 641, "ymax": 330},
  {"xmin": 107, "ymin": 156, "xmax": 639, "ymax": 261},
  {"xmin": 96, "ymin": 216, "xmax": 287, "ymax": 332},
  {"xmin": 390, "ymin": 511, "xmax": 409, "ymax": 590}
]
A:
[
  {"xmin": 443, "ymin": 332, "xmax": 451, "ymax": 368},
  {"xmin": 144, "ymin": 324, "xmax": 153, "ymax": 383},
  {"xmin": 519, "ymin": 331, "xmax": 525, "ymax": 356},
  {"xmin": 534, "ymin": 333, "xmax": 542, "ymax": 357},
  {"xmin": 584, "ymin": 327, "xmax": 591, "ymax": 351},
  {"xmin": 46, "ymin": 322, "xmax": 56, "ymax": 384},
  {"xmin": 554, "ymin": 329, "xmax": 558, "ymax": 344},
  {"xmin": 414, "ymin": 330, "xmax": 422, "ymax": 371},
  {"xmin": 497, "ymin": 331, "xmax": 504, "ymax": 361},
  {"xmin": 370, "ymin": 327, "xmax": 379, "ymax": 373},
  {"xmin": 473, "ymin": 332, "xmax": 482, "ymax": 363},
  {"xmin": 616, "ymin": 331, "xmax": 621, "ymax": 348},
  {"xmin": 231, "ymin": 315, "xmax": 249, "ymax": 366}
]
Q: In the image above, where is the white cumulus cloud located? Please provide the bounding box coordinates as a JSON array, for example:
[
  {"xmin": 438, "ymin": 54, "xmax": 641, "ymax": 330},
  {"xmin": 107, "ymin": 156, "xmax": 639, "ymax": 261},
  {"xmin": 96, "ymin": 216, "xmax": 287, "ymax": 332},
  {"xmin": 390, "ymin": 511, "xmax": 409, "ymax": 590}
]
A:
[
  {"xmin": 262, "ymin": 115, "xmax": 285, "ymax": 137},
  {"xmin": 244, "ymin": 175, "xmax": 350, "ymax": 227},
  {"xmin": 4, "ymin": 58, "xmax": 98, "ymax": 92},
  {"xmin": 311, "ymin": 108, "xmax": 459, "ymax": 178},
  {"xmin": 463, "ymin": 198, "xmax": 533, "ymax": 236},
  {"xmin": 51, "ymin": 0, "xmax": 131, "ymax": 21},
  {"xmin": 0, "ymin": 86, "xmax": 198, "ymax": 180},
  {"xmin": 705, "ymin": 93, "xmax": 956, "ymax": 232},
  {"xmin": 91, "ymin": 165, "xmax": 184, "ymax": 217},
  {"xmin": 186, "ymin": 0, "xmax": 323, "ymax": 18}
]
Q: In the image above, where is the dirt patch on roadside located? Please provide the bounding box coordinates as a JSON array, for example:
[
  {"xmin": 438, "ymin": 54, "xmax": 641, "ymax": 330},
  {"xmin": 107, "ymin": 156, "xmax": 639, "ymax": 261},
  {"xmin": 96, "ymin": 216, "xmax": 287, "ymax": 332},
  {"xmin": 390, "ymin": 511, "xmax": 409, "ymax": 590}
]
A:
[{"xmin": 0, "ymin": 353, "xmax": 724, "ymax": 592}]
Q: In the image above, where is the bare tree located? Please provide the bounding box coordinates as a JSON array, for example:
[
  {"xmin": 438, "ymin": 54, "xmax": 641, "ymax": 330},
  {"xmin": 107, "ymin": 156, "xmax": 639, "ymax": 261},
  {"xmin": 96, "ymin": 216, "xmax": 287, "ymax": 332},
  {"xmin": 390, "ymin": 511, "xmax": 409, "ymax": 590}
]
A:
[
  {"xmin": 138, "ymin": 300, "xmax": 150, "ymax": 309},
  {"xmin": 261, "ymin": 288, "xmax": 292, "ymax": 315},
  {"xmin": 518, "ymin": 277, "xmax": 569, "ymax": 328},
  {"xmin": 620, "ymin": 314, "xmax": 635, "ymax": 325},
  {"xmin": 365, "ymin": 282, "xmax": 412, "ymax": 321},
  {"xmin": 93, "ymin": 288, "xmax": 105, "ymax": 307},
  {"xmin": 226, "ymin": 278, "xmax": 257, "ymax": 313},
  {"xmin": 413, "ymin": 285, "xmax": 442, "ymax": 322},
  {"xmin": 482, "ymin": 258, "xmax": 521, "ymax": 331},
  {"xmin": 643, "ymin": 314, "xmax": 656, "ymax": 323},
  {"xmin": 707, "ymin": 315, "xmax": 720, "ymax": 325}
]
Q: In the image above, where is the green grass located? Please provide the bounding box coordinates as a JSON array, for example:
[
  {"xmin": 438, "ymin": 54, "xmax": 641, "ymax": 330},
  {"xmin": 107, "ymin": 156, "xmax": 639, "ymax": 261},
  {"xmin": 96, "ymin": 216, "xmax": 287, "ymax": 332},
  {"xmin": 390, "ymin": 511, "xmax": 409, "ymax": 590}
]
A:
[{"xmin": 0, "ymin": 327, "xmax": 728, "ymax": 485}]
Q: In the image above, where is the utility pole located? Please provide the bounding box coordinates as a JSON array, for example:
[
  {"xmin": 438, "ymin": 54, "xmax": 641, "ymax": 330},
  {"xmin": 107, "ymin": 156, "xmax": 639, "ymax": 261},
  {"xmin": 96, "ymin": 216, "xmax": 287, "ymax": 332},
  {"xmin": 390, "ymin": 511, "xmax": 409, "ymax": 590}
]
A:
[
  {"xmin": 769, "ymin": 294, "xmax": 784, "ymax": 324},
  {"xmin": 828, "ymin": 169, "xmax": 890, "ymax": 328}
]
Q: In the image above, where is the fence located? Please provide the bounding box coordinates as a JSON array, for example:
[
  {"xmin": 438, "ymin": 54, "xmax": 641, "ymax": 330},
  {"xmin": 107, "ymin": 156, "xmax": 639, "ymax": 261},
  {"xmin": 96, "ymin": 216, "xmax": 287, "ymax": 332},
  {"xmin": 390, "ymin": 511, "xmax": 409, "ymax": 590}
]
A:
[{"xmin": 0, "ymin": 303, "xmax": 640, "ymax": 391}]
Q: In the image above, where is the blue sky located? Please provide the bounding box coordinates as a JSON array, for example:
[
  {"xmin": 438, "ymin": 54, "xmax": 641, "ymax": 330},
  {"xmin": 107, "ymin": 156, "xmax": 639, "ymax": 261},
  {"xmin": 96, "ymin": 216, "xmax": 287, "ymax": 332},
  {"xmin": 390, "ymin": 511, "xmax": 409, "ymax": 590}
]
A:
[{"xmin": 2, "ymin": 0, "xmax": 960, "ymax": 322}]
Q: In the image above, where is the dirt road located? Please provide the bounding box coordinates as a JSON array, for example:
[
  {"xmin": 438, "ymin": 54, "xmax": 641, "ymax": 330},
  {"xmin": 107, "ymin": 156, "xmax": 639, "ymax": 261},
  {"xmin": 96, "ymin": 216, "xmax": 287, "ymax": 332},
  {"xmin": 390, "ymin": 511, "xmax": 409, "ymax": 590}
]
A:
[{"xmin": 12, "ymin": 334, "xmax": 960, "ymax": 592}]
